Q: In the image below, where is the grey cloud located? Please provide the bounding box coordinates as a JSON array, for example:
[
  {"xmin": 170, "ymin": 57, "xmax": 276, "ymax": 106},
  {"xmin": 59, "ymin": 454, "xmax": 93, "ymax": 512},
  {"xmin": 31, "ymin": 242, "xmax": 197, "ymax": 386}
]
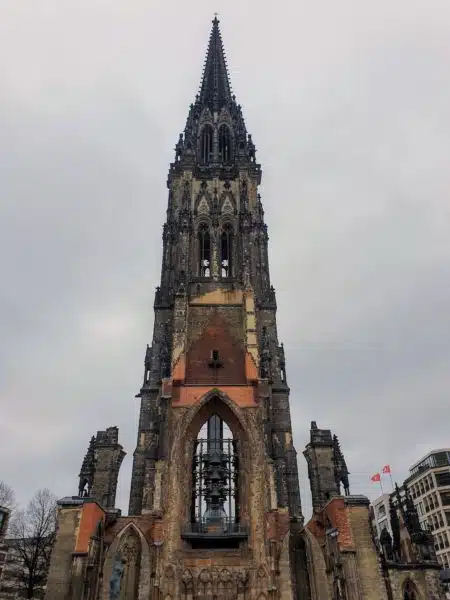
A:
[{"xmin": 1, "ymin": 0, "xmax": 450, "ymax": 517}]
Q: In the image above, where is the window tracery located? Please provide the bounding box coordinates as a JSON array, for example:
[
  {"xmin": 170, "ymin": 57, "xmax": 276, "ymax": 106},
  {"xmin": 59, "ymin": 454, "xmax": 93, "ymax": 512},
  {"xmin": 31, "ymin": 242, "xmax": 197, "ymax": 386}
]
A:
[
  {"xmin": 220, "ymin": 224, "xmax": 233, "ymax": 278},
  {"xmin": 218, "ymin": 124, "xmax": 232, "ymax": 163},
  {"xmin": 200, "ymin": 125, "xmax": 213, "ymax": 164},
  {"xmin": 403, "ymin": 580, "xmax": 417, "ymax": 600},
  {"xmin": 198, "ymin": 224, "xmax": 211, "ymax": 277}
]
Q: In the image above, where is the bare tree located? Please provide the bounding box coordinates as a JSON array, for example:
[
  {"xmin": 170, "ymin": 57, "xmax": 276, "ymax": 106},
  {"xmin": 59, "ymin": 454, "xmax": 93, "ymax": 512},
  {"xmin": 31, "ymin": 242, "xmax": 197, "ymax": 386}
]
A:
[
  {"xmin": 0, "ymin": 480, "xmax": 16, "ymax": 511},
  {"xmin": 8, "ymin": 489, "xmax": 57, "ymax": 599}
]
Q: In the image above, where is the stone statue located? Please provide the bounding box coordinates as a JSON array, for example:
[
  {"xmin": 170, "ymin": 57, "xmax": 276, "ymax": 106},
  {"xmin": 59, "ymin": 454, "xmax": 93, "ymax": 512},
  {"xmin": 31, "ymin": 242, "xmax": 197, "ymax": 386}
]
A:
[{"xmin": 109, "ymin": 554, "xmax": 125, "ymax": 600}]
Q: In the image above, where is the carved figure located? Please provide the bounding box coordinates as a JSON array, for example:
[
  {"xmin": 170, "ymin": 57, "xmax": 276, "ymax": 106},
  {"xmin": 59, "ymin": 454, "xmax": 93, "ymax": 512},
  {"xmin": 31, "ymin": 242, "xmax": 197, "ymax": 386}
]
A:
[{"xmin": 109, "ymin": 554, "xmax": 125, "ymax": 600}]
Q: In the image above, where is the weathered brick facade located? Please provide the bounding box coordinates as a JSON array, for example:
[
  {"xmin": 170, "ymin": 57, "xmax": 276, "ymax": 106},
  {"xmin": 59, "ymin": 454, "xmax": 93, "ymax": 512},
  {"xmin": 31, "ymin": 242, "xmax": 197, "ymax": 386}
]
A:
[{"xmin": 45, "ymin": 16, "xmax": 447, "ymax": 600}]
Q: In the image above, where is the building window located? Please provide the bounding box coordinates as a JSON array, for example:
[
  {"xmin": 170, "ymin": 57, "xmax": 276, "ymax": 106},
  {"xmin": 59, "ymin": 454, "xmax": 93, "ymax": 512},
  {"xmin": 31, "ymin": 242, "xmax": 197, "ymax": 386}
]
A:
[
  {"xmin": 440, "ymin": 491, "xmax": 450, "ymax": 506},
  {"xmin": 220, "ymin": 224, "xmax": 233, "ymax": 277},
  {"xmin": 436, "ymin": 471, "xmax": 450, "ymax": 487},
  {"xmin": 200, "ymin": 125, "xmax": 213, "ymax": 164},
  {"xmin": 378, "ymin": 505, "xmax": 386, "ymax": 517},
  {"xmin": 198, "ymin": 224, "xmax": 211, "ymax": 277},
  {"xmin": 434, "ymin": 452, "xmax": 450, "ymax": 467},
  {"xmin": 218, "ymin": 124, "xmax": 232, "ymax": 163}
]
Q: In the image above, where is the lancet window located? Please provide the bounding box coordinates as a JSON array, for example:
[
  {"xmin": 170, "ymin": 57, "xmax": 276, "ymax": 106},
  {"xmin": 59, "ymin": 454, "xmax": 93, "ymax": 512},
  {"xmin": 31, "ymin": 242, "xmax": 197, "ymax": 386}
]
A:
[
  {"xmin": 218, "ymin": 124, "xmax": 232, "ymax": 163},
  {"xmin": 220, "ymin": 224, "xmax": 233, "ymax": 278},
  {"xmin": 403, "ymin": 580, "xmax": 417, "ymax": 600},
  {"xmin": 200, "ymin": 125, "xmax": 213, "ymax": 164},
  {"xmin": 198, "ymin": 224, "xmax": 211, "ymax": 277},
  {"xmin": 189, "ymin": 414, "xmax": 240, "ymax": 542}
]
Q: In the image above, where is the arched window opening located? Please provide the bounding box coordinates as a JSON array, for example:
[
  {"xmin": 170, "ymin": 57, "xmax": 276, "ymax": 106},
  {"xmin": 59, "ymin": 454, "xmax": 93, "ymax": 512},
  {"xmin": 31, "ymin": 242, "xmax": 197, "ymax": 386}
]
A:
[
  {"xmin": 221, "ymin": 224, "xmax": 233, "ymax": 278},
  {"xmin": 191, "ymin": 414, "xmax": 239, "ymax": 534},
  {"xmin": 200, "ymin": 125, "xmax": 213, "ymax": 164},
  {"xmin": 108, "ymin": 528, "xmax": 142, "ymax": 600},
  {"xmin": 198, "ymin": 224, "xmax": 211, "ymax": 277},
  {"xmin": 403, "ymin": 580, "xmax": 417, "ymax": 600},
  {"xmin": 218, "ymin": 125, "xmax": 232, "ymax": 163},
  {"xmin": 291, "ymin": 537, "xmax": 311, "ymax": 600}
]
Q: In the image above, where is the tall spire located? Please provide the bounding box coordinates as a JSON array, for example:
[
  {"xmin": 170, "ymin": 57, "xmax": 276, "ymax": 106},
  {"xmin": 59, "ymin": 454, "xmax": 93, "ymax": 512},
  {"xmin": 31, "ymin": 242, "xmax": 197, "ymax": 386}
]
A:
[{"xmin": 198, "ymin": 16, "xmax": 232, "ymax": 110}]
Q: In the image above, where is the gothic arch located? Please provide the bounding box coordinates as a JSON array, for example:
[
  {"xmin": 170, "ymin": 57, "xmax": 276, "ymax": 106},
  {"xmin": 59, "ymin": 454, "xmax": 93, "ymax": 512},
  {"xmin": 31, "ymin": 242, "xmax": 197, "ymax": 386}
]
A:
[
  {"xmin": 101, "ymin": 522, "xmax": 151, "ymax": 600},
  {"xmin": 218, "ymin": 123, "xmax": 233, "ymax": 163},
  {"xmin": 219, "ymin": 222, "xmax": 234, "ymax": 278},
  {"xmin": 181, "ymin": 568, "xmax": 194, "ymax": 599},
  {"xmin": 403, "ymin": 578, "xmax": 420, "ymax": 600},
  {"xmin": 197, "ymin": 196, "xmax": 210, "ymax": 215},
  {"xmin": 198, "ymin": 124, "xmax": 214, "ymax": 164},
  {"xmin": 279, "ymin": 528, "xmax": 330, "ymax": 600},
  {"xmin": 177, "ymin": 389, "xmax": 249, "ymax": 443},
  {"xmin": 218, "ymin": 106, "xmax": 233, "ymax": 126},
  {"xmin": 198, "ymin": 568, "xmax": 213, "ymax": 600},
  {"xmin": 194, "ymin": 191, "xmax": 212, "ymax": 215},
  {"xmin": 196, "ymin": 220, "xmax": 212, "ymax": 277},
  {"xmin": 219, "ymin": 191, "xmax": 236, "ymax": 215},
  {"xmin": 164, "ymin": 564, "xmax": 176, "ymax": 596},
  {"xmin": 256, "ymin": 565, "xmax": 268, "ymax": 593},
  {"xmin": 218, "ymin": 214, "xmax": 236, "ymax": 229},
  {"xmin": 169, "ymin": 390, "xmax": 255, "ymax": 535},
  {"xmin": 198, "ymin": 107, "xmax": 213, "ymax": 128}
]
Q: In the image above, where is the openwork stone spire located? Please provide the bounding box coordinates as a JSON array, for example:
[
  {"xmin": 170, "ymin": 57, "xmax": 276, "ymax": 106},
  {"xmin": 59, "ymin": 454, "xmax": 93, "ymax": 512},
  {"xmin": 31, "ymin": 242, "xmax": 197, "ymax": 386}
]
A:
[
  {"xmin": 78, "ymin": 436, "xmax": 96, "ymax": 497},
  {"xmin": 199, "ymin": 17, "xmax": 232, "ymax": 111}
]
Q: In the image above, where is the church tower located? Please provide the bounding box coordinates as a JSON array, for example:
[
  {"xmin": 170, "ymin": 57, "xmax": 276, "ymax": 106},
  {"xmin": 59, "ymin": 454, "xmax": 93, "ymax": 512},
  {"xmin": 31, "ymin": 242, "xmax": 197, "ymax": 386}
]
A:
[
  {"xmin": 128, "ymin": 15, "xmax": 309, "ymax": 598},
  {"xmin": 44, "ymin": 17, "xmax": 448, "ymax": 600}
]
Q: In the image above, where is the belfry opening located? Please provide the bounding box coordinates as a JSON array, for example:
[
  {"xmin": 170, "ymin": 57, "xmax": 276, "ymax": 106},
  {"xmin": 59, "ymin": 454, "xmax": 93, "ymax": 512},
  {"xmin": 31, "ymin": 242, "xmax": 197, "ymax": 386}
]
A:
[{"xmin": 183, "ymin": 412, "xmax": 244, "ymax": 549}]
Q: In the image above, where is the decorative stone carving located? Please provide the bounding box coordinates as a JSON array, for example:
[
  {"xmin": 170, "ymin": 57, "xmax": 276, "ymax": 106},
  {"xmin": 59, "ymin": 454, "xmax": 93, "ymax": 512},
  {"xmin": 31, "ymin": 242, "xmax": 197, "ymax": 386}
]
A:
[{"xmin": 109, "ymin": 554, "xmax": 125, "ymax": 600}]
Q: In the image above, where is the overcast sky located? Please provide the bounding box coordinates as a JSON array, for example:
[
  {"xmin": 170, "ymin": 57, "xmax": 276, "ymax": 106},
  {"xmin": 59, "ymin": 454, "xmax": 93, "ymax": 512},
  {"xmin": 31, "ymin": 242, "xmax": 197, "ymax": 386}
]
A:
[{"xmin": 1, "ymin": 0, "xmax": 450, "ymax": 518}]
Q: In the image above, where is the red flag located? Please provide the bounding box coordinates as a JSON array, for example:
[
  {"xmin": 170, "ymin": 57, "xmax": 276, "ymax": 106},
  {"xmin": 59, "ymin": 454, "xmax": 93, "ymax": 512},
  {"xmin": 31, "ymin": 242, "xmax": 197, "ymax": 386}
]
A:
[
  {"xmin": 382, "ymin": 465, "xmax": 391, "ymax": 474},
  {"xmin": 371, "ymin": 473, "xmax": 381, "ymax": 482}
]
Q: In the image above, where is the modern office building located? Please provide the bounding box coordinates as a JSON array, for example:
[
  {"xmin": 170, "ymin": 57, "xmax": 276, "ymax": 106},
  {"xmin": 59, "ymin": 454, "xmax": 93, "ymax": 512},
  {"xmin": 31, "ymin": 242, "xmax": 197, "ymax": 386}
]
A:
[
  {"xmin": 406, "ymin": 449, "xmax": 450, "ymax": 569},
  {"xmin": 371, "ymin": 493, "xmax": 393, "ymax": 542}
]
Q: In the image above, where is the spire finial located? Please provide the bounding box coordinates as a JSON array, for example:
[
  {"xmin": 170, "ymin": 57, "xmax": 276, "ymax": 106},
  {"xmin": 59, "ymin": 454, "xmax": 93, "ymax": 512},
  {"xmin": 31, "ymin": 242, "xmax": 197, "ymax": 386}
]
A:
[{"xmin": 198, "ymin": 16, "xmax": 232, "ymax": 110}]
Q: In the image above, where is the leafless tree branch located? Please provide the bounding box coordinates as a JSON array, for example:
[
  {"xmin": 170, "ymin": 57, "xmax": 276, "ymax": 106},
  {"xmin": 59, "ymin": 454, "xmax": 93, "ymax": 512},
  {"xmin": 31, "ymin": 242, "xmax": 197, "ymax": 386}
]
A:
[
  {"xmin": 7, "ymin": 488, "xmax": 57, "ymax": 599},
  {"xmin": 0, "ymin": 481, "xmax": 16, "ymax": 511}
]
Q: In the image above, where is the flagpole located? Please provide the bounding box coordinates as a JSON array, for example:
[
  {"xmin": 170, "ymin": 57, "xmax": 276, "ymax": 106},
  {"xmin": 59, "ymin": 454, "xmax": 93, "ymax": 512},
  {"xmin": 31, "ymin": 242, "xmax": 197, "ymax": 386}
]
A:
[
  {"xmin": 382, "ymin": 465, "xmax": 395, "ymax": 492},
  {"xmin": 379, "ymin": 478, "xmax": 384, "ymax": 494}
]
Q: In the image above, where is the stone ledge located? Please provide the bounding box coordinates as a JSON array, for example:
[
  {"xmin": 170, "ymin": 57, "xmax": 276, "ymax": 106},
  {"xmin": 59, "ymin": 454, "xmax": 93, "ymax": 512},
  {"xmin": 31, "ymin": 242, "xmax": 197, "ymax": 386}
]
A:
[
  {"xmin": 344, "ymin": 495, "xmax": 370, "ymax": 507},
  {"xmin": 385, "ymin": 561, "xmax": 441, "ymax": 571}
]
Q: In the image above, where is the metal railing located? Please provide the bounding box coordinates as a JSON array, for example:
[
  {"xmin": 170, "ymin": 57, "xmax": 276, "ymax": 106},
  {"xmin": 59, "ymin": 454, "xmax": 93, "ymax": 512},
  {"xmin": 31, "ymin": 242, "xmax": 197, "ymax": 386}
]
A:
[{"xmin": 182, "ymin": 518, "xmax": 248, "ymax": 536}]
